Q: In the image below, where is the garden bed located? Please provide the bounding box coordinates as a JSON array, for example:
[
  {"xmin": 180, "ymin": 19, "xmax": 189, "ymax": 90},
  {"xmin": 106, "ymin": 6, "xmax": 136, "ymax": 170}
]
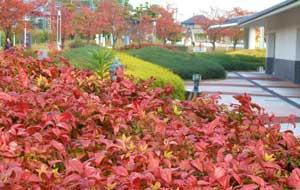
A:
[
  {"xmin": 63, "ymin": 45, "xmax": 185, "ymax": 99},
  {"xmin": 0, "ymin": 50, "xmax": 299, "ymax": 189}
]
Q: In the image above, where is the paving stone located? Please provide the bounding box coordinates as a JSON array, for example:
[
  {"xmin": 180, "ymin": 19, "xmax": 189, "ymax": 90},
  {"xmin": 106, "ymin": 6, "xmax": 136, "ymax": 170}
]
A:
[
  {"xmin": 239, "ymin": 72, "xmax": 279, "ymax": 80},
  {"xmin": 269, "ymin": 87, "xmax": 300, "ymax": 98},
  {"xmin": 226, "ymin": 72, "xmax": 240, "ymax": 78},
  {"xmin": 186, "ymin": 85, "xmax": 272, "ymax": 96},
  {"xmin": 186, "ymin": 79, "xmax": 253, "ymax": 86},
  {"xmin": 253, "ymin": 80, "xmax": 300, "ymax": 88},
  {"xmin": 289, "ymin": 98, "xmax": 300, "ymax": 104},
  {"xmin": 185, "ymin": 71, "xmax": 300, "ymax": 135}
]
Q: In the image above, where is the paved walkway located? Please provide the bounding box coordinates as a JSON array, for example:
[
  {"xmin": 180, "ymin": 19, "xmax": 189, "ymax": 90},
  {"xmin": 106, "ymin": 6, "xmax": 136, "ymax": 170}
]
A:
[{"xmin": 186, "ymin": 72, "xmax": 300, "ymax": 136}]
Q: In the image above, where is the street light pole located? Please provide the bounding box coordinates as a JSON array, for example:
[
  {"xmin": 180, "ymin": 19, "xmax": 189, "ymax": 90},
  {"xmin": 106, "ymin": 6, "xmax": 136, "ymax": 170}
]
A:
[
  {"xmin": 57, "ymin": 10, "xmax": 62, "ymax": 50},
  {"xmin": 152, "ymin": 20, "xmax": 156, "ymax": 43},
  {"xmin": 24, "ymin": 16, "xmax": 29, "ymax": 48}
]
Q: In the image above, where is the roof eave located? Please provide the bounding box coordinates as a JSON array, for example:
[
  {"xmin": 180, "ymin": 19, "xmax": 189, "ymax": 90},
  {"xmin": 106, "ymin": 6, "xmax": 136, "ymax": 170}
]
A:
[
  {"xmin": 240, "ymin": 0, "xmax": 300, "ymax": 27},
  {"xmin": 209, "ymin": 23, "xmax": 239, "ymax": 29}
]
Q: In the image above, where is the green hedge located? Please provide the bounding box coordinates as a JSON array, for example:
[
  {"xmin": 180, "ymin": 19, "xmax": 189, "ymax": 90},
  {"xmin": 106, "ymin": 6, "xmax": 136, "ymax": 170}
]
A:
[
  {"xmin": 198, "ymin": 51, "xmax": 265, "ymax": 71},
  {"xmin": 127, "ymin": 47, "xmax": 226, "ymax": 80},
  {"xmin": 63, "ymin": 45, "xmax": 185, "ymax": 99}
]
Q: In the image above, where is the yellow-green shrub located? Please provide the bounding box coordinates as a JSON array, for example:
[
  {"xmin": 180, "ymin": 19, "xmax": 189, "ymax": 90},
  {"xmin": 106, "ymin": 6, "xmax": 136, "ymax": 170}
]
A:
[
  {"xmin": 119, "ymin": 53, "xmax": 185, "ymax": 99},
  {"xmin": 226, "ymin": 49, "xmax": 266, "ymax": 58}
]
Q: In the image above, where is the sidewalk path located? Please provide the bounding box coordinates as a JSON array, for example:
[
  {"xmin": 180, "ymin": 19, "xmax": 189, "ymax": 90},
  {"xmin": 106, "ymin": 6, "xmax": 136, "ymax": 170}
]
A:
[{"xmin": 185, "ymin": 72, "xmax": 300, "ymax": 135}]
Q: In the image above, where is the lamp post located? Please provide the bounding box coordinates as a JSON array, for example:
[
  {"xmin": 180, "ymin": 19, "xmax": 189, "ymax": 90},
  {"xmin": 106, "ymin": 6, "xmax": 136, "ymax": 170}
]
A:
[
  {"xmin": 24, "ymin": 16, "xmax": 30, "ymax": 48},
  {"xmin": 192, "ymin": 74, "xmax": 201, "ymax": 92},
  {"xmin": 57, "ymin": 10, "xmax": 62, "ymax": 50},
  {"xmin": 151, "ymin": 19, "xmax": 156, "ymax": 43}
]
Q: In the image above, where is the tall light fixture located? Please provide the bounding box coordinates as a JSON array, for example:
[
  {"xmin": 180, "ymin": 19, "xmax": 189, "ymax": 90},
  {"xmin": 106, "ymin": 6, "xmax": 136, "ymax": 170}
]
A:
[
  {"xmin": 24, "ymin": 16, "xmax": 30, "ymax": 48},
  {"xmin": 56, "ymin": 10, "xmax": 62, "ymax": 50}
]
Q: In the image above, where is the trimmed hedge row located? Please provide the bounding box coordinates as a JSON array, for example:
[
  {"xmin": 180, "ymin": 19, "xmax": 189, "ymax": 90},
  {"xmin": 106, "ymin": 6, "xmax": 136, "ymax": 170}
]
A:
[
  {"xmin": 63, "ymin": 46, "xmax": 185, "ymax": 99},
  {"xmin": 128, "ymin": 47, "xmax": 266, "ymax": 79},
  {"xmin": 128, "ymin": 47, "xmax": 226, "ymax": 80},
  {"xmin": 119, "ymin": 43, "xmax": 188, "ymax": 52},
  {"xmin": 198, "ymin": 51, "xmax": 265, "ymax": 71}
]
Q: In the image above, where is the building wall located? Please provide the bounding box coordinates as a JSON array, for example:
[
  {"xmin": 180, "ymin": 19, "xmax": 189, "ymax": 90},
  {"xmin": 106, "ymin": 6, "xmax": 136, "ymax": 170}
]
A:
[
  {"xmin": 296, "ymin": 28, "xmax": 300, "ymax": 61},
  {"xmin": 264, "ymin": 6, "xmax": 300, "ymax": 83}
]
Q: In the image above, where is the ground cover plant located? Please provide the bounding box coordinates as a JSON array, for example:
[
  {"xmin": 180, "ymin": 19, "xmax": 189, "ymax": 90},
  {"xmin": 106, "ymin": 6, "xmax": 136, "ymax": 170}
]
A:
[
  {"xmin": 63, "ymin": 45, "xmax": 185, "ymax": 99},
  {"xmin": 0, "ymin": 50, "xmax": 300, "ymax": 189},
  {"xmin": 127, "ymin": 46, "xmax": 226, "ymax": 80}
]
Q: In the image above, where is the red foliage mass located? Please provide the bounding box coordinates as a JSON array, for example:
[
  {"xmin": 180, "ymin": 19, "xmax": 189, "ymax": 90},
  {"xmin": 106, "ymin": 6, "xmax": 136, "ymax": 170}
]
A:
[{"xmin": 0, "ymin": 50, "xmax": 300, "ymax": 189}]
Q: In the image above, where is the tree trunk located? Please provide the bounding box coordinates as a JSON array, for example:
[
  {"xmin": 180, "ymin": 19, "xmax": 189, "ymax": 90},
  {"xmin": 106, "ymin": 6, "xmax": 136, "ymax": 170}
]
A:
[
  {"xmin": 61, "ymin": 37, "xmax": 65, "ymax": 50},
  {"xmin": 87, "ymin": 35, "xmax": 91, "ymax": 44},
  {"xmin": 233, "ymin": 39, "xmax": 238, "ymax": 50},
  {"xmin": 112, "ymin": 36, "xmax": 118, "ymax": 49},
  {"xmin": 4, "ymin": 28, "xmax": 12, "ymax": 47},
  {"xmin": 212, "ymin": 41, "xmax": 216, "ymax": 51}
]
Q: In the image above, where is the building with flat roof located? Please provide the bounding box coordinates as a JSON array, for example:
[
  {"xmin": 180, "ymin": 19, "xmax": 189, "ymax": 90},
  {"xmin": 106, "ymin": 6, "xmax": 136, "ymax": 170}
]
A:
[{"xmin": 240, "ymin": 0, "xmax": 300, "ymax": 83}]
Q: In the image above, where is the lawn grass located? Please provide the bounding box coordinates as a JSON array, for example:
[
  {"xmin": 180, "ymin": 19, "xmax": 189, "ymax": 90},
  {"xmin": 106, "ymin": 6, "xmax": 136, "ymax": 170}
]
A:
[
  {"xmin": 63, "ymin": 45, "xmax": 185, "ymax": 99},
  {"xmin": 127, "ymin": 46, "xmax": 226, "ymax": 80}
]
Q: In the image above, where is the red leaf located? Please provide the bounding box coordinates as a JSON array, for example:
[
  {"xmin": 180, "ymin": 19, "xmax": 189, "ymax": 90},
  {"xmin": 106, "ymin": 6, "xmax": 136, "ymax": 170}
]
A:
[
  {"xmin": 240, "ymin": 184, "xmax": 259, "ymax": 190},
  {"xmin": 160, "ymin": 168, "xmax": 172, "ymax": 184},
  {"xmin": 214, "ymin": 167, "xmax": 226, "ymax": 179},
  {"xmin": 63, "ymin": 173, "xmax": 82, "ymax": 185},
  {"xmin": 72, "ymin": 87, "xmax": 82, "ymax": 99},
  {"xmin": 113, "ymin": 166, "xmax": 129, "ymax": 177},
  {"xmin": 288, "ymin": 168, "xmax": 300, "ymax": 188},
  {"xmin": 0, "ymin": 92, "xmax": 16, "ymax": 102},
  {"xmin": 155, "ymin": 121, "xmax": 167, "ymax": 136},
  {"xmin": 94, "ymin": 152, "xmax": 106, "ymax": 165},
  {"xmin": 26, "ymin": 125, "xmax": 42, "ymax": 135},
  {"xmin": 50, "ymin": 140, "xmax": 66, "ymax": 155},
  {"xmin": 148, "ymin": 155, "xmax": 160, "ymax": 172},
  {"xmin": 282, "ymin": 133, "xmax": 298, "ymax": 148},
  {"xmin": 56, "ymin": 122, "xmax": 71, "ymax": 132},
  {"xmin": 67, "ymin": 159, "xmax": 84, "ymax": 174},
  {"xmin": 18, "ymin": 67, "xmax": 29, "ymax": 88},
  {"xmin": 191, "ymin": 158, "xmax": 204, "ymax": 172},
  {"xmin": 248, "ymin": 175, "xmax": 265, "ymax": 187}
]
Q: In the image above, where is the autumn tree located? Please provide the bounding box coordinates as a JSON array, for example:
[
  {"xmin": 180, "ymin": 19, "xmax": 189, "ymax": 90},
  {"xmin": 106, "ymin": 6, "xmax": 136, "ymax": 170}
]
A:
[
  {"xmin": 130, "ymin": 3, "xmax": 156, "ymax": 46},
  {"xmin": 0, "ymin": 0, "xmax": 45, "ymax": 47},
  {"xmin": 223, "ymin": 7, "xmax": 251, "ymax": 50},
  {"xmin": 196, "ymin": 7, "xmax": 226, "ymax": 51},
  {"xmin": 156, "ymin": 7, "xmax": 182, "ymax": 44},
  {"xmin": 74, "ymin": 6, "xmax": 99, "ymax": 43},
  {"xmin": 97, "ymin": 0, "xmax": 128, "ymax": 48}
]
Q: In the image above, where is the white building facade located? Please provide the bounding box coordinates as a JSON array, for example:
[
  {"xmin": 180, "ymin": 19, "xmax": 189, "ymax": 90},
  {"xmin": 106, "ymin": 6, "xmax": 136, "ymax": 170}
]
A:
[{"xmin": 240, "ymin": 0, "xmax": 300, "ymax": 83}]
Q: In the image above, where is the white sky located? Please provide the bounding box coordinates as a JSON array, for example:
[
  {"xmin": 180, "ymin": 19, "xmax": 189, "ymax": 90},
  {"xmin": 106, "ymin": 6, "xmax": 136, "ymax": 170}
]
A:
[{"xmin": 130, "ymin": 0, "xmax": 285, "ymax": 21}]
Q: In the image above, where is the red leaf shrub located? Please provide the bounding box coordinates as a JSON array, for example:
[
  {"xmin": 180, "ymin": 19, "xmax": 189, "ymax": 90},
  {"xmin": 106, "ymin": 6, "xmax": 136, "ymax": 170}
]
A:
[{"xmin": 0, "ymin": 50, "xmax": 300, "ymax": 189}]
